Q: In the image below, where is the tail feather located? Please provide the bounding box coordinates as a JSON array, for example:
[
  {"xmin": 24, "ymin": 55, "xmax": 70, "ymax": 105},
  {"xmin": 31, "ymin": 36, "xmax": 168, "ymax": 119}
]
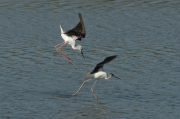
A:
[{"xmin": 60, "ymin": 25, "xmax": 65, "ymax": 34}]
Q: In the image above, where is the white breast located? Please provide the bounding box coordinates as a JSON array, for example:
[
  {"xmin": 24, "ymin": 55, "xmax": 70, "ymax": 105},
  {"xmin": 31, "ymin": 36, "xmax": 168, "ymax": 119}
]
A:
[
  {"xmin": 94, "ymin": 71, "xmax": 107, "ymax": 79},
  {"xmin": 61, "ymin": 34, "xmax": 77, "ymax": 45}
]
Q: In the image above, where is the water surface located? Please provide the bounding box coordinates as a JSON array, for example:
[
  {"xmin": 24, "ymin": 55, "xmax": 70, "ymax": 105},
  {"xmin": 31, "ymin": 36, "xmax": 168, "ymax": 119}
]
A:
[{"xmin": 0, "ymin": 0, "xmax": 180, "ymax": 118}]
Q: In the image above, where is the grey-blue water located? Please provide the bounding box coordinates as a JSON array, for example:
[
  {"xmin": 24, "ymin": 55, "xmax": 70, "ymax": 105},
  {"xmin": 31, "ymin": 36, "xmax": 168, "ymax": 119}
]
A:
[{"xmin": 0, "ymin": 0, "xmax": 180, "ymax": 118}]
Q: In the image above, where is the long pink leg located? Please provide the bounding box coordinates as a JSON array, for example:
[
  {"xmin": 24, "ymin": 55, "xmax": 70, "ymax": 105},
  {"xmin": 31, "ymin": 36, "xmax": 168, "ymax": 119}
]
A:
[
  {"xmin": 56, "ymin": 49, "xmax": 72, "ymax": 64},
  {"xmin": 55, "ymin": 42, "xmax": 65, "ymax": 49},
  {"xmin": 56, "ymin": 42, "xmax": 66, "ymax": 50},
  {"xmin": 55, "ymin": 42, "xmax": 72, "ymax": 64},
  {"xmin": 72, "ymin": 79, "xmax": 92, "ymax": 96},
  {"xmin": 55, "ymin": 42, "xmax": 71, "ymax": 60},
  {"xmin": 91, "ymin": 80, "xmax": 98, "ymax": 100},
  {"xmin": 57, "ymin": 49, "xmax": 72, "ymax": 60},
  {"xmin": 55, "ymin": 42, "xmax": 66, "ymax": 50}
]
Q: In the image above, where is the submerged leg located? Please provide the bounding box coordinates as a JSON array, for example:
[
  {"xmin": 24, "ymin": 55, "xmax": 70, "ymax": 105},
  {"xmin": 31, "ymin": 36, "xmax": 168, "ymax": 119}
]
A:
[
  {"xmin": 91, "ymin": 80, "xmax": 98, "ymax": 100},
  {"xmin": 72, "ymin": 79, "xmax": 92, "ymax": 96}
]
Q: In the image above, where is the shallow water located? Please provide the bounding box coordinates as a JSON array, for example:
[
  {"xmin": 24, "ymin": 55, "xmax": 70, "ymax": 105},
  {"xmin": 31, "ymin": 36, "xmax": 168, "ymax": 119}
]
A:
[{"xmin": 0, "ymin": 0, "xmax": 180, "ymax": 118}]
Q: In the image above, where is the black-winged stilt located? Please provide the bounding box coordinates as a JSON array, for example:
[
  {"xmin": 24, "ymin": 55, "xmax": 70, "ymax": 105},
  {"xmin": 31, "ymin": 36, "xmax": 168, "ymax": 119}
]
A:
[
  {"xmin": 72, "ymin": 55, "xmax": 120, "ymax": 100},
  {"xmin": 55, "ymin": 13, "xmax": 86, "ymax": 64}
]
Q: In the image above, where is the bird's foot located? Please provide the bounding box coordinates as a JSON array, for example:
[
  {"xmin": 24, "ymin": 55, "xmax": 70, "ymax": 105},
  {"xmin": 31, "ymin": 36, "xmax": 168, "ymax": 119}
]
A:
[
  {"xmin": 72, "ymin": 93, "xmax": 77, "ymax": 96},
  {"xmin": 68, "ymin": 61, "xmax": 73, "ymax": 65}
]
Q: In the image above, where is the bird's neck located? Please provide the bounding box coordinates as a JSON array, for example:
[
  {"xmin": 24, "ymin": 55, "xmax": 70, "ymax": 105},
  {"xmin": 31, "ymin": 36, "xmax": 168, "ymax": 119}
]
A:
[
  {"xmin": 72, "ymin": 45, "xmax": 80, "ymax": 50},
  {"xmin": 72, "ymin": 45, "xmax": 78, "ymax": 50},
  {"xmin": 105, "ymin": 74, "xmax": 112, "ymax": 80}
]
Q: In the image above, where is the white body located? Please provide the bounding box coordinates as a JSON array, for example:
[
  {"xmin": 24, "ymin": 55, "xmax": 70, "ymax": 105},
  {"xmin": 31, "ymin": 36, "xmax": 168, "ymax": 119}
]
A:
[
  {"xmin": 84, "ymin": 71, "xmax": 112, "ymax": 80},
  {"xmin": 94, "ymin": 71, "xmax": 111, "ymax": 80},
  {"xmin": 60, "ymin": 25, "xmax": 81, "ymax": 51}
]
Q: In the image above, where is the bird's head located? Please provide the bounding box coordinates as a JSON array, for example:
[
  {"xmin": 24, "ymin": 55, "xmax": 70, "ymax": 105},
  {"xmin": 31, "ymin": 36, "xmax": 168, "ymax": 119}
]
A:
[
  {"xmin": 109, "ymin": 73, "xmax": 121, "ymax": 79},
  {"xmin": 77, "ymin": 45, "xmax": 85, "ymax": 59}
]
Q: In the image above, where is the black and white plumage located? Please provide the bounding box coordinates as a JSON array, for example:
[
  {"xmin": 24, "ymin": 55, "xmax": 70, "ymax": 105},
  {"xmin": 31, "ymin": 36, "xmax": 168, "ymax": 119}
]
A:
[
  {"xmin": 65, "ymin": 13, "xmax": 85, "ymax": 41},
  {"xmin": 55, "ymin": 13, "xmax": 86, "ymax": 64},
  {"xmin": 72, "ymin": 55, "xmax": 120, "ymax": 100},
  {"xmin": 90, "ymin": 55, "xmax": 117, "ymax": 74}
]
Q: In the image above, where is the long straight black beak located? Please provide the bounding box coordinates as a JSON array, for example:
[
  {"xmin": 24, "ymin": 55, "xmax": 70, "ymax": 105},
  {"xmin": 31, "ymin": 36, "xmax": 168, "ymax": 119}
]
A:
[
  {"xmin": 113, "ymin": 75, "xmax": 121, "ymax": 79},
  {"xmin": 81, "ymin": 51, "xmax": 85, "ymax": 59}
]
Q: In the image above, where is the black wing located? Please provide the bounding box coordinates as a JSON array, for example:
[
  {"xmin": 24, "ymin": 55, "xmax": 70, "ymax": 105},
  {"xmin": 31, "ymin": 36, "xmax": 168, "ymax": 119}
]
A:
[
  {"xmin": 65, "ymin": 13, "xmax": 86, "ymax": 41},
  {"xmin": 90, "ymin": 55, "xmax": 117, "ymax": 74},
  {"xmin": 90, "ymin": 65, "xmax": 102, "ymax": 74},
  {"xmin": 97, "ymin": 55, "xmax": 117, "ymax": 66}
]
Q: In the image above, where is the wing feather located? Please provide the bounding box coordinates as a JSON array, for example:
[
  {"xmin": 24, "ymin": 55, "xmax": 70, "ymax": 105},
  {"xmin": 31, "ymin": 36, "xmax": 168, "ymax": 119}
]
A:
[
  {"xmin": 97, "ymin": 55, "xmax": 117, "ymax": 66},
  {"xmin": 90, "ymin": 55, "xmax": 117, "ymax": 74},
  {"xmin": 65, "ymin": 13, "xmax": 86, "ymax": 40}
]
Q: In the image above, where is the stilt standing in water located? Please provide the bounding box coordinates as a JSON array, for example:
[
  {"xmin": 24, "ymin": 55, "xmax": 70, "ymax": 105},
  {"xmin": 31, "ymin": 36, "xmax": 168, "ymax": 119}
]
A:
[{"xmin": 72, "ymin": 55, "xmax": 121, "ymax": 100}]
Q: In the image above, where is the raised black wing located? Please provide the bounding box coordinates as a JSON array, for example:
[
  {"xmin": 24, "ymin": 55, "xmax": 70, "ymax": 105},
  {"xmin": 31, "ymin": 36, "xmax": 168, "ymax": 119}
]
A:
[
  {"xmin": 90, "ymin": 55, "xmax": 117, "ymax": 74},
  {"xmin": 97, "ymin": 55, "xmax": 117, "ymax": 66},
  {"xmin": 65, "ymin": 13, "xmax": 86, "ymax": 41},
  {"xmin": 90, "ymin": 65, "xmax": 102, "ymax": 74}
]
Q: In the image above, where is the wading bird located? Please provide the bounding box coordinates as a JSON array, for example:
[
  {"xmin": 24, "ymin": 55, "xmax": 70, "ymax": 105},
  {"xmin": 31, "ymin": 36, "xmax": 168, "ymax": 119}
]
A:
[
  {"xmin": 55, "ymin": 13, "xmax": 86, "ymax": 64},
  {"xmin": 72, "ymin": 55, "xmax": 120, "ymax": 100}
]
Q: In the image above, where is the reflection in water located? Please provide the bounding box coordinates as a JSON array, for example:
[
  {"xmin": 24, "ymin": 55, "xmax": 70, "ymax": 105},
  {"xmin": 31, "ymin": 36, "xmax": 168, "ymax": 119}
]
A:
[{"xmin": 84, "ymin": 104, "xmax": 110, "ymax": 117}]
